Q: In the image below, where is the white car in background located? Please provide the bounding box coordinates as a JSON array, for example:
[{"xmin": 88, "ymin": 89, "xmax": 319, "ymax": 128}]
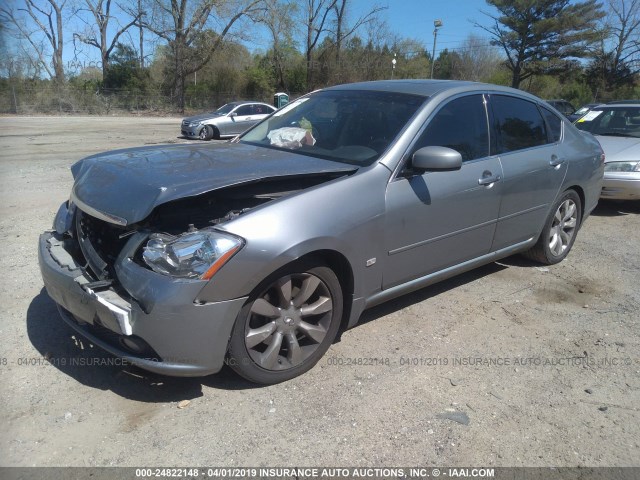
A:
[
  {"xmin": 575, "ymin": 103, "xmax": 640, "ymax": 200},
  {"xmin": 181, "ymin": 101, "xmax": 276, "ymax": 140}
]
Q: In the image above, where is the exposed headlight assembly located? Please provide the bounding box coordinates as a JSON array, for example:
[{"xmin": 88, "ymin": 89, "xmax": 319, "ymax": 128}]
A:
[
  {"xmin": 604, "ymin": 161, "xmax": 640, "ymax": 172},
  {"xmin": 142, "ymin": 229, "xmax": 243, "ymax": 280},
  {"xmin": 54, "ymin": 199, "xmax": 77, "ymax": 235}
]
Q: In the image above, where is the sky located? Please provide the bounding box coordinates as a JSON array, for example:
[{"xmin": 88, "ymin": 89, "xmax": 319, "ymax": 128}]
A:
[
  {"xmin": 349, "ymin": 0, "xmax": 498, "ymax": 55},
  {"xmin": 4, "ymin": 0, "xmax": 500, "ymax": 75}
]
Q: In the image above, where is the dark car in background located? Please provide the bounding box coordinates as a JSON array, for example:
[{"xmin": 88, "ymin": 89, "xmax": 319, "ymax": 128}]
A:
[
  {"xmin": 546, "ymin": 99, "xmax": 576, "ymax": 118},
  {"xmin": 39, "ymin": 80, "xmax": 604, "ymax": 384},
  {"xmin": 181, "ymin": 101, "xmax": 276, "ymax": 140}
]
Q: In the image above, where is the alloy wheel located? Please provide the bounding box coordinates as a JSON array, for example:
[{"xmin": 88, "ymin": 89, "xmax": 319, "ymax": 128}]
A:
[
  {"xmin": 244, "ymin": 273, "xmax": 334, "ymax": 371},
  {"xmin": 549, "ymin": 198, "xmax": 578, "ymax": 256}
]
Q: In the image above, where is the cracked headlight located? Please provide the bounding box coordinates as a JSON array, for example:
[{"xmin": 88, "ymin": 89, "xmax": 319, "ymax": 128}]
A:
[
  {"xmin": 604, "ymin": 161, "xmax": 640, "ymax": 172},
  {"xmin": 142, "ymin": 229, "xmax": 243, "ymax": 280}
]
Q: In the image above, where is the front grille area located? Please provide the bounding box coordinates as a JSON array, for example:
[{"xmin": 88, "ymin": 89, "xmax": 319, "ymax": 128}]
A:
[{"xmin": 75, "ymin": 210, "xmax": 130, "ymax": 279}]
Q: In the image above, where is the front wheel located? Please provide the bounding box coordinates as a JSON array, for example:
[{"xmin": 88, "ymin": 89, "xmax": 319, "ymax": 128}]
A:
[
  {"xmin": 227, "ymin": 261, "xmax": 343, "ymax": 384},
  {"xmin": 523, "ymin": 190, "xmax": 582, "ymax": 265},
  {"xmin": 199, "ymin": 125, "xmax": 213, "ymax": 140}
]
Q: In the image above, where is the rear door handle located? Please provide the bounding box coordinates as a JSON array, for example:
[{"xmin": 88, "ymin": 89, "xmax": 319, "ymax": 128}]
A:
[
  {"xmin": 478, "ymin": 174, "xmax": 501, "ymax": 186},
  {"xmin": 550, "ymin": 155, "xmax": 565, "ymax": 167}
]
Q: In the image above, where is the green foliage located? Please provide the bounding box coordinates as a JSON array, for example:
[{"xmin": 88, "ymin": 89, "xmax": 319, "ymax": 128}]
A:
[
  {"xmin": 103, "ymin": 43, "xmax": 150, "ymax": 93},
  {"xmin": 524, "ymin": 74, "xmax": 594, "ymax": 106},
  {"xmin": 2, "ymin": 0, "xmax": 638, "ymax": 113},
  {"xmin": 482, "ymin": 0, "xmax": 606, "ymax": 87},
  {"xmin": 434, "ymin": 49, "xmax": 461, "ymax": 79}
]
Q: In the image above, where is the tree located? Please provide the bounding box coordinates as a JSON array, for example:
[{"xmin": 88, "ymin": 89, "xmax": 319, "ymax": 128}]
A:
[
  {"xmin": 588, "ymin": 0, "xmax": 640, "ymax": 93},
  {"xmin": 1, "ymin": 0, "xmax": 67, "ymax": 83},
  {"xmin": 73, "ymin": 0, "xmax": 140, "ymax": 81},
  {"xmin": 139, "ymin": 0, "xmax": 264, "ymax": 111},
  {"xmin": 451, "ymin": 34, "xmax": 503, "ymax": 81},
  {"xmin": 330, "ymin": 0, "xmax": 385, "ymax": 70},
  {"xmin": 477, "ymin": 0, "xmax": 605, "ymax": 88},
  {"xmin": 102, "ymin": 43, "xmax": 149, "ymax": 91},
  {"xmin": 433, "ymin": 49, "xmax": 462, "ymax": 79},
  {"xmin": 303, "ymin": 0, "xmax": 337, "ymax": 89},
  {"xmin": 259, "ymin": 0, "xmax": 299, "ymax": 90}
]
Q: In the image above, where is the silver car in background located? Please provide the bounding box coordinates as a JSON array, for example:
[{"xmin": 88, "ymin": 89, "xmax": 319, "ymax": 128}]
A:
[
  {"xmin": 39, "ymin": 80, "xmax": 604, "ymax": 384},
  {"xmin": 181, "ymin": 101, "xmax": 276, "ymax": 140},
  {"xmin": 575, "ymin": 103, "xmax": 640, "ymax": 200}
]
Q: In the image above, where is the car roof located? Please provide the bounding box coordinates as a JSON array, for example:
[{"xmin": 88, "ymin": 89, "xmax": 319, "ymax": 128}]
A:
[
  {"xmin": 323, "ymin": 79, "xmax": 544, "ymax": 103},
  {"xmin": 593, "ymin": 103, "xmax": 640, "ymax": 109},
  {"xmin": 223, "ymin": 101, "xmax": 273, "ymax": 107},
  {"xmin": 606, "ymin": 99, "xmax": 640, "ymax": 104}
]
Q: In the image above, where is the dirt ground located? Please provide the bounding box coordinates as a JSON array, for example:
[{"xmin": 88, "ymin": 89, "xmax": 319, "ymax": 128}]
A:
[{"xmin": 0, "ymin": 116, "xmax": 638, "ymax": 468}]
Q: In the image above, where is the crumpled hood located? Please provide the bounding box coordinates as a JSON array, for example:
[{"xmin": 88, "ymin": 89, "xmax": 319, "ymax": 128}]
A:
[
  {"xmin": 595, "ymin": 135, "xmax": 640, "ymax": 163},
  {"xmin": 71, "ymin": 142, "xmax": 356, "ymax": 225}
]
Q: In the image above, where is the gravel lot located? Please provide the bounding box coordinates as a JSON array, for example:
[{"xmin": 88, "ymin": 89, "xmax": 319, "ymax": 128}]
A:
[{"xmin": 0, "ymin": 116, "xmax": 638, "ymax": 468}]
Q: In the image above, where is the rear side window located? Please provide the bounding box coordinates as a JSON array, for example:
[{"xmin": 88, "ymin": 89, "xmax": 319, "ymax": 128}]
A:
[
  {"xmin": 491, "ymin": 95, "xmax": 548, "ymax": 154},
  {"xmin": 413, "ymin": 94, "xmax": 489, "ymax": 162},
  {"xmin": 252, "ymin": 104, "xmax": 271, "ymax": 114},
  {"xmin": 540, "ymin": 107, "xmax": 562, "ymax": 143}
]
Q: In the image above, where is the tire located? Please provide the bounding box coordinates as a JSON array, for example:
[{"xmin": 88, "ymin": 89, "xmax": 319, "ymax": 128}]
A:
[
  {"xmin": 227, "ymin": 260, "xmax": 343, "ymax": 384},
  {"xmin": 199, "ymin": 125, "xmax": 213, "ymax": 140},
  {"xmin": 211, "ymin": 126, "xmax": 221, "ymax": 140},
  {"xmin": 523, "ymin": 189, "xmax": 582, "ymax": 265}
]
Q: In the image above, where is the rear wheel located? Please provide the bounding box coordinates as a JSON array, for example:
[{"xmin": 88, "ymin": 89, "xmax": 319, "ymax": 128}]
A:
[
  {"xmin": 523, "ymin": 189, "xmax": 582, "ymax": 265},
  {"xmin": 227, "ymin": 261, "xmax": 343, "ymax": 384}
]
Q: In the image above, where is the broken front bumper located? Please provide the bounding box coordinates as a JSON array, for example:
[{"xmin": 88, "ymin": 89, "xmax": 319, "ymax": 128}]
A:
[{"xmin": 38, "ymin": 231, "xmax": 247, "ymax": 377}]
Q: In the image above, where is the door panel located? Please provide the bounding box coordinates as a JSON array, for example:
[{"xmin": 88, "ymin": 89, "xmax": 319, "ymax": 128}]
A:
[
  {"xmin": 383, "ymin": 93, "xmax": 503, "ymax": 289},
  {"xmin": 383, "ymin": 158, "xmax": 503, "ymax": 288},
  {"xmin": 226, "ymin": 105, "xmax": 254, "ymax": 135},
  {"xmin": 492, "ymin": 146, "xmax": 567, "ymax": 249},
  {"xmin": 488, "ymin": 95, "xmax": 568, "ymax": 250}
]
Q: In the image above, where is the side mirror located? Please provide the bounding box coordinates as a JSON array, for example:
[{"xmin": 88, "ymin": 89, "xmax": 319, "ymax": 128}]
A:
[
  {"xmin": 229, "ymin": 112, "xmax": 237, "ymax": 118},
  {"xmin": 411, "ymin": 146, "xmax": 462, "ymax": 171}
]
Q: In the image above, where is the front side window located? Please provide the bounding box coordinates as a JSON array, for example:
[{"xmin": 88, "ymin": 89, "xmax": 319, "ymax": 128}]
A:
[
  {"xmin": 412, "ymin": 94, "xmax": 489, "ymax": 162},
  {"xmin": 235, "ymin": 105, "xmax": 253, "ymax": 116},
  {"xmin": 491, "ymin": 95, "xmax": 548, "ymax": 154}
]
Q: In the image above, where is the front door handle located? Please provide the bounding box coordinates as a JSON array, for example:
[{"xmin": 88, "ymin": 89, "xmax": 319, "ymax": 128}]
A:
[
  {"xmin": 478, "ymin": 174, "xmax": 502, "ymax": 186},
  {"xmin": 550, "ymin": 155, "xmax": 565, "ymax": 167}
]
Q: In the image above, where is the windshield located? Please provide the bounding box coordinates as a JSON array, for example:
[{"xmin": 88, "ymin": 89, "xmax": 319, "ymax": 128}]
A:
[
  {"xmin": 575, "ymin": 106, "xmax": 640, "ymax": 138},
  {"xmin": 239, "ymin": 90, "xmax": 426, "ymax": 166},
  {"xmin": 214, "ymin": 103, "xmax": 238, "ymax": 115}
]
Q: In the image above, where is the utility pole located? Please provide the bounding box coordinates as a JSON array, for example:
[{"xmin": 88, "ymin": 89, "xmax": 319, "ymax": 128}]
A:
[
  {"xmin": 391, "ymin": 53, "xmax": 396, "ymax": 79},
  {"xmin": 138, "ymin": 0, "xmax": 144, "ymax": 68},
  {"xmin": 430, "ymin": 19, "xmax": 442, "ymax": 79}
]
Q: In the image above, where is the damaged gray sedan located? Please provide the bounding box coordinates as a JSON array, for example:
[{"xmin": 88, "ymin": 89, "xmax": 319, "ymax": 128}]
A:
[{"xmin": 39, "ymin": 80, "xmax": 604, "ymax": 384}]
